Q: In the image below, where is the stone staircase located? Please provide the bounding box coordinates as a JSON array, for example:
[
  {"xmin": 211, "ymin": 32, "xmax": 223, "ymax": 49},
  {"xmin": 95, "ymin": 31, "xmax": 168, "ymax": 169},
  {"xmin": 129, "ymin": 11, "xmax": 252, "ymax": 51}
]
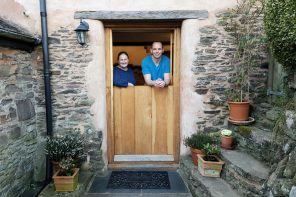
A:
[
  {"xmin": 221, "ymin": 150, "xmax": 270, "ymax": 197},
  {"xmin": 180, "ymin": 126, "xmax": 274, "ymax": 197}
]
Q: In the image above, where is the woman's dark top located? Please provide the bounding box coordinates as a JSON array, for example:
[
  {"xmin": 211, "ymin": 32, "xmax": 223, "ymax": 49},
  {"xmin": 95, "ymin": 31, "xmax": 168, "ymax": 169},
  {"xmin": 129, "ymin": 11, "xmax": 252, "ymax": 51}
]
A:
[{"xmin": 113, "ymin": 66, "xmax": 136, "ymax": 87}]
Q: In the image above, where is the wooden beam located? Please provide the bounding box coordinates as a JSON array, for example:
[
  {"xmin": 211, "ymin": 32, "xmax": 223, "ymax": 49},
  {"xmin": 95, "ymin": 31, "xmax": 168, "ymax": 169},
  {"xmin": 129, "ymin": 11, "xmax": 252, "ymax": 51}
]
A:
[{"xmin": 75, "ymin": 10, "xmax": 208, "ymax": 20}]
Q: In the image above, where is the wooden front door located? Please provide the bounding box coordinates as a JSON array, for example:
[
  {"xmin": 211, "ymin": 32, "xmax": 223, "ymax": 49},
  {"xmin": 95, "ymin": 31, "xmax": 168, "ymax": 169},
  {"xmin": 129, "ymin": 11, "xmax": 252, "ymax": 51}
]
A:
[{"xmin": 105, "ymin": 25, "xmax": 180, "ymax": 166}]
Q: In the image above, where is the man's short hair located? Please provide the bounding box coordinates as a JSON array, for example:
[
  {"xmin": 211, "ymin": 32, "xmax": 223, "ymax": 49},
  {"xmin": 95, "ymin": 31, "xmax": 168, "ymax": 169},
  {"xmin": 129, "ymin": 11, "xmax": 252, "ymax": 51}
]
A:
[{"xmin": 151, "ymin": 41, "xmax": 163, "ymax": 49}]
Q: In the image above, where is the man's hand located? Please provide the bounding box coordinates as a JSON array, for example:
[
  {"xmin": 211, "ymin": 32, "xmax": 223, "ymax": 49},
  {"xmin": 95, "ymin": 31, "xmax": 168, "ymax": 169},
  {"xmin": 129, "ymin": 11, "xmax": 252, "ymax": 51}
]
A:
[
  {"xmin": 144, "ymin": 74, "xmax": 168, "ymax": 88},
  {"xmin": 154, "ymin": 79, "xmax": 165, "ymax": 88}
]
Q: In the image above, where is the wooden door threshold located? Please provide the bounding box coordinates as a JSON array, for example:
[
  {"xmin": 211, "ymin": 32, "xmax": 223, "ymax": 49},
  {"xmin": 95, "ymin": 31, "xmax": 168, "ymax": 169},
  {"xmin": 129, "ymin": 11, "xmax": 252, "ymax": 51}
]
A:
[
  {"xmin": 114, "ymin": 154, "xmax": 174, "ymax": 162},
  {"xmin": 108, "ymin": 163, "xmax": 179, "ymax": 170}
]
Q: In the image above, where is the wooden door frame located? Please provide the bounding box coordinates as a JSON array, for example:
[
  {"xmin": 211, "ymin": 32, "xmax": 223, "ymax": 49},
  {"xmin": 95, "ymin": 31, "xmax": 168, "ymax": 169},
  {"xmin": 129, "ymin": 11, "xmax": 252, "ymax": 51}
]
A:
[{"xmin": 105, "ymin": 23, "xmax": 181, "ymax": 167}]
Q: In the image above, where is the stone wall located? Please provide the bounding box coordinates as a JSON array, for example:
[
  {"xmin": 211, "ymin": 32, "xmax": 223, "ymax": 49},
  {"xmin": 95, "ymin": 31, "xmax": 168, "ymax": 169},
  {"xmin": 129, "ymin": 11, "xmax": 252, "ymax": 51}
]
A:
[
  {"xmin": 47, "ymin": 26, "xmax": 104, "ymax": 172},
  {"xmin": 265, "ymin": 94, "xmax": 296, "ymax": 196},
  {"xmin": 194, "ymin": 10, "xmax": 269, "ymax": 132},
  {"xmin": 0, "ymin": 46, "xmax": 45, "ymax": 196}
]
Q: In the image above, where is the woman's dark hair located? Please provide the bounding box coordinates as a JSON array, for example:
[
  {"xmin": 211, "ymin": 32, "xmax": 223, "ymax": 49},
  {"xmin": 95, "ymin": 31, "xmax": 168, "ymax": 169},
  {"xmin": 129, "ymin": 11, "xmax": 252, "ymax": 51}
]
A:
[{"xmin": 117, "ymin": 51, "xmax": 129, "ymax": 60}]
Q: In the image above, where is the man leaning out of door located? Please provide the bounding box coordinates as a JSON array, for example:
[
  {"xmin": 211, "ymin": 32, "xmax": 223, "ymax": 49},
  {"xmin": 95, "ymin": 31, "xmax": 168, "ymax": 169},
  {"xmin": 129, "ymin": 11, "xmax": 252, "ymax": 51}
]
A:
[{"xmin": 141, "ymin": 42, "xmax": 170, "ymax": 88}]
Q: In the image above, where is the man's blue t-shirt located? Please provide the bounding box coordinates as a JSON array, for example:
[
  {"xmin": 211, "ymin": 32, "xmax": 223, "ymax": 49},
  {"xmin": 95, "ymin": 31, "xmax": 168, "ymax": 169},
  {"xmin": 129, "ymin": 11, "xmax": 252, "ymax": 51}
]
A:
[{"xmin": 141, "ymin": 55, "xmax": 170, "ymax": 80}]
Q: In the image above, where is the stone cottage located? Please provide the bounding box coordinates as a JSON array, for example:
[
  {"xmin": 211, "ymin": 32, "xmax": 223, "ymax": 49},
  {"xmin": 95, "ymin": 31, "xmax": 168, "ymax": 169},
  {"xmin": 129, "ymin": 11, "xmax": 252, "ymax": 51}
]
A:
[{"xmin": 4, "ymin": 0, "xmax": 294, "ymax": 196}]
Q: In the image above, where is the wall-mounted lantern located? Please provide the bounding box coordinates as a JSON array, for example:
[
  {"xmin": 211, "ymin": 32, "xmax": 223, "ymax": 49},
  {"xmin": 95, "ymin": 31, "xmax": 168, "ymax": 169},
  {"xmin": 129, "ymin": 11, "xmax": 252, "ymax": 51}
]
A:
[{"xmin": 74, "ymin": 20, "xmax": 89, "ymax": 46}]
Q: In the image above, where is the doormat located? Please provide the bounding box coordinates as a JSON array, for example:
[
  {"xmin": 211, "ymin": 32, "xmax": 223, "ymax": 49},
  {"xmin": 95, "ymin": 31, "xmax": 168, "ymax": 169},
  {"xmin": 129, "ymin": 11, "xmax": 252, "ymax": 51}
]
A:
[{"xmin": 107, "ymin": 171, "xmax": 170, "ymax": 189}]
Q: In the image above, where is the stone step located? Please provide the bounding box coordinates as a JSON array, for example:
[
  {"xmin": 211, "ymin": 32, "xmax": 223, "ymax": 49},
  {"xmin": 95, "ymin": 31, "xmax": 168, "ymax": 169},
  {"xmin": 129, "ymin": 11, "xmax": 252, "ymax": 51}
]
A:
[
  {"xmin": 87, "ymin": 193, "xmax": 192, "ymax": 197},
  {"xmin": 230, "ymin": 126, "xmax": 284, "ymax": 165},
  {"xmin": 221, "ymin": 149, "xmax": 270, "ymax": 197},
  {"xmin": 180, "ymin": 156, "xmax": 240, "ymax": 197}
]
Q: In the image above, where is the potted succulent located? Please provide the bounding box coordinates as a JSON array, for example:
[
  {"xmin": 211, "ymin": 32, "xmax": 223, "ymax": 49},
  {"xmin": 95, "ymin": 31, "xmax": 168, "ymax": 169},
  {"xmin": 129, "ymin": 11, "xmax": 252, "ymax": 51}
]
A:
[
  {"xmin": 197, "ymin": 143, "xmax": 224, "ymax": 177},
  {"xmin": 220, "ymin": 129, "xmax": 234, "ymax": 149},
  {"xmin": 52, "ymin": 157, "xmax": 80, "ymax": 192},
  {"xmin": 45, "ymin": 133, "xmax": 86, "ymax": 174},
  {"xmin": 183, "ymin": 132, "xmax": 213, "ymax": 166}
]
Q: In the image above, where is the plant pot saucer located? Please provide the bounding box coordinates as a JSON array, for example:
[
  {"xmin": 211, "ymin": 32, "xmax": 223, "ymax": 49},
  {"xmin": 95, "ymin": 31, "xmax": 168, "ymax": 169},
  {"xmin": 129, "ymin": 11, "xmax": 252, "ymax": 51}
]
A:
[
  {"xmin": 228, "ymin": 117, "xmax": 255, "ymax": 126},
  {"xmin": 221, "ymin": 144, "xmax": 235, "ymax": 150}
]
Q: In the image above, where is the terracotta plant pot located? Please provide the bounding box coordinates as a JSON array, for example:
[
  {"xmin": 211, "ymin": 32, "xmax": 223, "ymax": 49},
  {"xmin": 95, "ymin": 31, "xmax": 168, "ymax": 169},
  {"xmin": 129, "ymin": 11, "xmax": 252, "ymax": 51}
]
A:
[
  {"xmin": 221, "ymin": 135, "xmax": 234, "ymax": 149},
  {"xmin": 228, "ymin": 101, "xmax": 250, "ymax": 121},
  {"xmin": 190, "ymin": 148, "xmax": 204, "ymax": 166},
  {"xmin": 197, "ymin": 155, "xmax": 224, "ymax": 177},
  {"xmin": 53, "ymin": 168, "xmax": 79, "ymax": 192}
]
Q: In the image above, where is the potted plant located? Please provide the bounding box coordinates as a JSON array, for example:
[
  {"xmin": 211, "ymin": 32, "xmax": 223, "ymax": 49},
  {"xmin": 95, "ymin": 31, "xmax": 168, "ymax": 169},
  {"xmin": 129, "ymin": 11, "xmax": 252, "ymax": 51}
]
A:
[
  {"xmin": 197, "ymin": 143, "xmax": 224, "ymax": 177},
  {"xmin": 223, "ymin": 0, "xmax": 265, "ymax": 121},
  {"xmin": 52, "ymin": 157, "xmax": 80, "ymax": 192},
  {"xmin": 183, "ymin": 132, "xmax": 213, "ymax": 166},
  {"xmin": 45, "ymin": 133, "xmax": 86, "ymax": 174},
  {"xmin": 220, "ymin": 129, "xmax": 234, "ymax": 149}
]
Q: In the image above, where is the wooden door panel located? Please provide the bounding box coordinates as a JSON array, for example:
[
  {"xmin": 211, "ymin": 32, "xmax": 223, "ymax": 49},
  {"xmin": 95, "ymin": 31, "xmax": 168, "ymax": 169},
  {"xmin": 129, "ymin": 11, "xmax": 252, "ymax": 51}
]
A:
[
  {"xmin": 114, "ymin": 87, "xmax": 122, "ymax": 154},
  {"xmin": 166, "ymin": 86, "xmax": 174, "ymax": 155},
  {"xmin": 114, "ymin": 87, "xmax": 135, "ymax": 154},
  {"xmin": 152, "ymin": 88, "xmax": 168, "ymax": 154},
  {"xmin": 135, "ymin": 86, "xmax": 152, "ymax": 154},
  {"xmin": 120, "ymin": 88, "xmax": 135, "ymax": 154},
  {"xmin": 114, "ymin": 86, "xmax": 174, "ymax": 156}
]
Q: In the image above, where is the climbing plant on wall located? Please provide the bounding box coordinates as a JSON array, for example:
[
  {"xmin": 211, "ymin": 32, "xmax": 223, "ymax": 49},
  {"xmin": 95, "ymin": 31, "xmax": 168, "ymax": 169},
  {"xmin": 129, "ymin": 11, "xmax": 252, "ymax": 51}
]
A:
[{"xmin": 264, "ymin": 0, "xmax": 296, "ymax": 72}]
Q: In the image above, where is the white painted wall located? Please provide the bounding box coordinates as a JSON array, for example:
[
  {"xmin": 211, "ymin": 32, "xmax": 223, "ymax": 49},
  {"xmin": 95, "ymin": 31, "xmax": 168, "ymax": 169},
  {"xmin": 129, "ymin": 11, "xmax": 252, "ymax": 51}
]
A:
[{"xmin": 1, "ymin": 0, "xmax": 237, "ymax": 164}]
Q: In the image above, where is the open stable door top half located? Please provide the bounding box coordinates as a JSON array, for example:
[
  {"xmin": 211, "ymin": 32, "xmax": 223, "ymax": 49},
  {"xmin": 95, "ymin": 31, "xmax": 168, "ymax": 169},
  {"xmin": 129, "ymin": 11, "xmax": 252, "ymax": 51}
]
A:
[{"xmin": 105, "ymin": 26, "xmax": 180, "ymax": 167}]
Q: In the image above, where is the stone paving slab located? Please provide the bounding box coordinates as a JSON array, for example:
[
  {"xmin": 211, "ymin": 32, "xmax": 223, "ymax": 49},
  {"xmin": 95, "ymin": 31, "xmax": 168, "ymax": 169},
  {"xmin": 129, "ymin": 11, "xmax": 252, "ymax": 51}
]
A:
[
  {"xmin": 87, "ymin": 193, "xmax": 191, "ymax": 197},
  {"xmin": 38, "ymin": 170, "xmax": 93, "ymax": 197},
  {"xmin": 180, "ymin": 156, "xmax": 240, "ymax": 197}
]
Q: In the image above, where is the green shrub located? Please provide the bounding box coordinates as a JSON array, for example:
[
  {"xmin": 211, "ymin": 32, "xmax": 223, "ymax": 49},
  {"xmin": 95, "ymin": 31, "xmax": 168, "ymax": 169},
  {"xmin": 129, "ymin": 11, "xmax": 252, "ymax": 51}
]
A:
[
  {"xmin": 264, "ymin": 0, "xmax": 296, "ymax": 72},
  {"xmin": 183, "ymin": 132, "xmax": 213, "ymax": 149},
  {"xmin": 58, "ymin": 157, "xmax": 76, "ymax": 176},
  {"xmin": 45, "ymin": 133, "xmax": 86, "ymax": 166}
]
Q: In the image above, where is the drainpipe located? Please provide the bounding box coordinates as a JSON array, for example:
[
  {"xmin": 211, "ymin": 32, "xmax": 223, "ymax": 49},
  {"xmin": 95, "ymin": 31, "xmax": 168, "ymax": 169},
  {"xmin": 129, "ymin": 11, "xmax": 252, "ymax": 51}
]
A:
[{"xmin": 39, "ymin": 0, "xmax": 53, "ymax": 185}]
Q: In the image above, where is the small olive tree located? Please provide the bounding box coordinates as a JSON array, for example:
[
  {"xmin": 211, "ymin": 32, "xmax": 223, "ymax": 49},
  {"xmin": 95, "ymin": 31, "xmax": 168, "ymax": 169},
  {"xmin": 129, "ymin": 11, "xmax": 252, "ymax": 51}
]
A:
[{"xmin": 222, "ymin": 0, "xmax": 266, "ymax": 101}]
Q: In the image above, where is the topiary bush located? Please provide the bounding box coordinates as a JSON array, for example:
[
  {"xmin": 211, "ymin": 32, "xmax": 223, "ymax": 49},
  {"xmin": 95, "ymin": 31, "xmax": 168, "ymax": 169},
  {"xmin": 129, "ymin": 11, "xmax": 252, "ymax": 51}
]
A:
[{"xmin": 264, "ymin": 0, "xmax": 296, "ymax": 72}]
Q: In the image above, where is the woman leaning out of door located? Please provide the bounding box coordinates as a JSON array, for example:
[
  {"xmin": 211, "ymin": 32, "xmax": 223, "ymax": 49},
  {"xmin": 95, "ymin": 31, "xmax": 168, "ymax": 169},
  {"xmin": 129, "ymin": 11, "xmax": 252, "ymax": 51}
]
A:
[{"xmin": 113, "ymin": 51, "xmax": 136, "ymax": 87}]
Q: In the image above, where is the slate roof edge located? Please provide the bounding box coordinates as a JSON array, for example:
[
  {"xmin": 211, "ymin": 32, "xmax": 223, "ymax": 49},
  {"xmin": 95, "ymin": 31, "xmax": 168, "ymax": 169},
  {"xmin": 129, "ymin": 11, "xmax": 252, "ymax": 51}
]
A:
[{"xmin": 0, "ymin": 18, "xmax": 41, "ymax": 45}]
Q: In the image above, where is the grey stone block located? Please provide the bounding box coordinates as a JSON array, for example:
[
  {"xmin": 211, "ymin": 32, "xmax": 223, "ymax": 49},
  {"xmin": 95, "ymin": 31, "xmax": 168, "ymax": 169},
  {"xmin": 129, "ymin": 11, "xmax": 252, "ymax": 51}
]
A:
[
  {"xmin": 48, "ymin": 37, "xmax": 61, "ymax": 44},
  {"xmin": 16, "ymin": 99, "xmax": 35, "ymax": 121},
  {"xmin": 195, "ymin": 88, "xmax": 208, "ymax": 95},
  {"xmin": 8, "ymin": 127, "xmax": 21, "ymax": 139},
  {"xmin": 5, "ymin": 84, "xmax": 21, "ymax": 93},
  {"xmin": 0, "ymin": 134, "xmax": 8, "ymax": 146},
  {"xmin": 33, "ymin": 141, "xmax": 46, "ymax": 182},
  {"xmin": 290, "ymin": 186, "xmax": 296, "ymax": 197},
  {"xmin": 283, "ymin": 148, "xmax": 296, "ymax": 178},
  {"xmin": 0, "ymin": 66, "xmax": 10, "ymax": 77},
  {"xmin": 266, "ymin": 109, "xmax": 281, "ymax": 121},
  {"xmin": 1, "ymin": 99, "xmax": 12, "ymax": 105}
]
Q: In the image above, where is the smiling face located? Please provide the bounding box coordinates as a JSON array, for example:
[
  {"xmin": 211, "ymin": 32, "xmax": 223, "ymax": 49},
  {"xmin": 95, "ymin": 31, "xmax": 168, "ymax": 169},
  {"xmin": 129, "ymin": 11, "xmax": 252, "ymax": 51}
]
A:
[
  {"xmin": 150, "ymin": 42, "xmax": 164, "ymax": 60},
  {"xmin": 118, "ymin": 53, "xmax": 129, "ymax": 68}
]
